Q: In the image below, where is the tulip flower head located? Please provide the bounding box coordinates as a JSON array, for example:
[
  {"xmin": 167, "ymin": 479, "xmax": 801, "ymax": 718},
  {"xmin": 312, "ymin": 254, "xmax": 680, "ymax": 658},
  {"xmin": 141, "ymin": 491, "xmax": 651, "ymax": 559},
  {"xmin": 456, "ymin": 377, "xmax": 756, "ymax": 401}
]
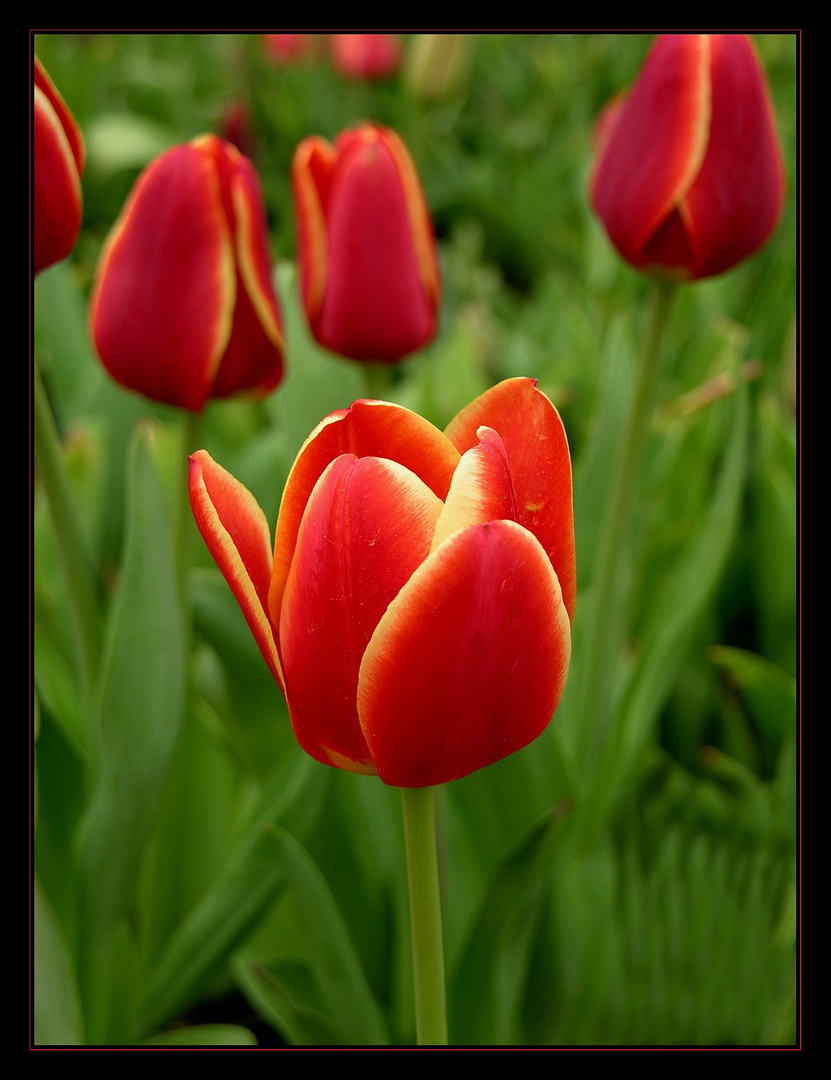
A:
[
  {"xmin": 330, "ymin": 34, "xmax": 402, "ymax": 81},
  {"xmin": 189, "ymin": 378, "xmax": 575, "ymax": 788},
  {"xmin": 590, "ymin": 34, "xmax": 785, "ymax": 281},
  {"xmin": 90, "ymin": 134, "xmax": 285, "ymax": 412},
  {"xmin": 33, "ymin": 56, "xmax": 85, "ymax": 275},
  {"xmin": 292, "ymin": 124, "xmax": 440, "ymax": 364}
]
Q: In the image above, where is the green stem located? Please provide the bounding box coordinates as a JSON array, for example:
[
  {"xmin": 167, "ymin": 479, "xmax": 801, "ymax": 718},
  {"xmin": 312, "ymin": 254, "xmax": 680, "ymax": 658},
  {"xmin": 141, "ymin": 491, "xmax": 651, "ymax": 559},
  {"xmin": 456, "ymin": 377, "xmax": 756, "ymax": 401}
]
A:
[
  {"xmin": 362, "ymin": 362, "xmax": 392, "ymax": 401},
  {"xmin": 33, "ymin": 362, "xmax": 102, "ymax": 699},
  {"xmin": 401, "ymin": 785, "xmax": 448, "ymax": 1045},
  {"xmin": 578, "ymin": 277, "xmax": 676, "ymax": 761}
]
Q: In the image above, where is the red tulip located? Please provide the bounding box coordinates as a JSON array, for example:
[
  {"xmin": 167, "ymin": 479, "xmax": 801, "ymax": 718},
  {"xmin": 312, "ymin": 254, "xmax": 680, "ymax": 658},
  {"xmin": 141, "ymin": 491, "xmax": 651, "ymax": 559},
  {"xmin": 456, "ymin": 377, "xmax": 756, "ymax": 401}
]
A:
[
  {"xmin": 90, "ymin": 134, "xmax": 285, "ymax": 412},
  {"xmin": 33, "ymin": 56, "xmax": 85, "ymax": 275},
  {"xmin": 292, "ymin": 124, "xmax": 440, "ymax": 363},
  {"xmin": 189, "ymin": 377, "xmax": 575, "ymax": 788},
  {"xmin": 330, "ymin": 34, "xmax": 401, "ymax": 81},
  {"xmin": 590, "ymin": 34, "xmax": 785, "ymax": 281}
]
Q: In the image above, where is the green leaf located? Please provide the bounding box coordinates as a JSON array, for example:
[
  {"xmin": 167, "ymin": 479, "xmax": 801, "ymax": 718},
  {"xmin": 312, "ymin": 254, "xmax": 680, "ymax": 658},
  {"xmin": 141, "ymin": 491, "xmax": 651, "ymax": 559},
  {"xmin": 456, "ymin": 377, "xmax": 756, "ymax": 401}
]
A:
[
  {"xmin": 576, "ymin": 370, "xmax": 749, "ymax": 848},
  {"xmin": 76, "ymin": 425, "xmax": 187, "ymax": 1040},
  {"xmin": 448, "ymin": 806, "xmax": 565, "ymax": 1045},
  {"xmin": 137, "ymin": 752, "xmax": 325, "ymax": 1037},
  {"xmin": 142, "ymin": 1024, "xmax": 258, "ymax": 1046},
  {"xmin": 232, "ymin": 826, "xmax": 389, "ymax": 1046},
  {"xmin": 34, "ymin": 878, "xmax": 84, "ymax": 1046}
]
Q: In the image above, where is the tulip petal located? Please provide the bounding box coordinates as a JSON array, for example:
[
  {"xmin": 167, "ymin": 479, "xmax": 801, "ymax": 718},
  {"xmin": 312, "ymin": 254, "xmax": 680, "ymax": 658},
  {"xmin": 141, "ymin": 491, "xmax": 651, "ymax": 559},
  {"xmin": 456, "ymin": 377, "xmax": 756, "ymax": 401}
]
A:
[
  {"xmin": 681, "ymin": 35, "xmax": 785, "ymax": 278},
  {"xmin": 208, "ymin": 139, "xmax": 285, "ymax": 398},
  {"xmin": 291, "ymin": 136, "xmax": 337, "ymax": 323},
  {"xmin": 269, "ymin": 399, "xmax": 460, "ymax": 627},
  {"xmin": 445, "ymin": 378, "xmax": 576, "ymax": 622},
  {"xmin": 33, "ymin": 58, "xmax": 84, "ymax": 275},
  {"xmin": 358, "ymin": 519, "xmax": 572, "ymax": 787},
  {"xmin": 279, "ymin": 453, "xmax": 443, "ymax": 774},
  {"xmin": 590, "ymin": 34, "xmax": 711, "ymax": 275},
  {"xmin": 314, "ymin": 127, "xmax": 437, "ymax": 361},
  {"xmin": 188, "ymin": 450, "xmax": 283, "ymax": 689},
  {"xmin": 90, "ymin": 144, "xmax": 236, "ymax": 412},
  {"xmin": 431, "ymin": 426, "xmax": 517, "ymax": 553}
]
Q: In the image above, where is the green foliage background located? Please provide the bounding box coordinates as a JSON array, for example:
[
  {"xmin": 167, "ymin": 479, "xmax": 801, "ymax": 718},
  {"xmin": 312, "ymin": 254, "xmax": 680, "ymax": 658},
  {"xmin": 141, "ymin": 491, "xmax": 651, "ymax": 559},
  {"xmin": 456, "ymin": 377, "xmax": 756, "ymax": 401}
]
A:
[{"xmin": 33, "ymin": 33, "xmax": 797, "ymax": 1047}]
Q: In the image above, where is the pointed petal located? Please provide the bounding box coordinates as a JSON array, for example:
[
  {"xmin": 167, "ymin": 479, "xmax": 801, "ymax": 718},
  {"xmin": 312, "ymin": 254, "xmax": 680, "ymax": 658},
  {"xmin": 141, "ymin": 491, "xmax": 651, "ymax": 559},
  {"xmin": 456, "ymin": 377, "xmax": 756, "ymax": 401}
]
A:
[
  {"xmin": 33, "ymin": 59, "xmax": 84, "ymax": 275},
  {"xmin": 445, "ymin": 378, "xmax": 575, "ymax": 622},
  {"xmin": 208, "ymin": 138, "xmax": 285, "ymax": 398},
  {"xmin": 268, "ymin": 399, "xmax": 459, "ymax": 626},
  {"xmin": 188, "ymin": 451, "xmax": 283, "ymax": 688},
  {"xmin": 291, "ymin": 136, "xmax": 337, "ymax": 323},
  {"xmin": 590, "ymin": 34, "xmax": 711, "ymax": 273},
  {"xmin": 90, "ymin": 144, "xmax": 236, "ymax": 411},
  {"xmin": 431, "ymin": 426, "xmax": 517, "ymax": 553},
  {"xmin": 358, "ymin": 519, "xmax": 572, "ymax": 787},
  {"xmin": 682, "ymin": 34, "xmax": 786, "ymax": 278},
  {"xmin": 279, "ymin": 453, "xmax": 442, "ymax": 774}
]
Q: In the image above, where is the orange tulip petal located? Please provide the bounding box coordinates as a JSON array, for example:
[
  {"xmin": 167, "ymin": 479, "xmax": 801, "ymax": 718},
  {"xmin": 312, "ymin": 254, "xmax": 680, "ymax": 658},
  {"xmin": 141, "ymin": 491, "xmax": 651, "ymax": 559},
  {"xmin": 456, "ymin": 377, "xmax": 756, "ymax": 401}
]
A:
[
  {"xmin": 431, "ymin": 426, "xmax": 517, "ymax": 553},
  {"xmin": 445, "ymin": 378, "xmax": 575, "ymax": 622},
  {"xmin": 268, "ymin": 399, "xmax": 460, "ymax": 627},
  {"xmin": 279, "ymin": 453, "xmax": 443, "ymax": 773},
  {"xmin": 90, "ymin": 144, "xmax": 236, "ymax": 412},
  {"xmin": 358, "ymin": 519, "xmax": 572, "ymax": 787},
  {"xmin": 188, "ymin": 450, "xmax": 283, "ymax": 688}
]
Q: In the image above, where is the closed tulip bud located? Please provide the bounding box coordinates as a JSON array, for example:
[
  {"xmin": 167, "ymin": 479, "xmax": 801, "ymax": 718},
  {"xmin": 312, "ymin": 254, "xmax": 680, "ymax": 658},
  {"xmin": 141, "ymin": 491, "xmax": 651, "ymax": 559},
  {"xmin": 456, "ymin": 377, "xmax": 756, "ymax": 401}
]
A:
[
  {"xmin": 90, "ymin": 134, "xmax": 285, "ymax": 412},
  {"xmin": 189, "ymin": 378, "xmax": 575, "ymax": 788},
  {"xmin": 292, "ymin": 124, "xmax": 440, "ymax": 364},
  {"xmin": 33, "ymin": 56, "xmax": 85, "ymax": 275},
  {"xmin": 590, "ymin": 34, "xmax": 785, "ymax": 281}
]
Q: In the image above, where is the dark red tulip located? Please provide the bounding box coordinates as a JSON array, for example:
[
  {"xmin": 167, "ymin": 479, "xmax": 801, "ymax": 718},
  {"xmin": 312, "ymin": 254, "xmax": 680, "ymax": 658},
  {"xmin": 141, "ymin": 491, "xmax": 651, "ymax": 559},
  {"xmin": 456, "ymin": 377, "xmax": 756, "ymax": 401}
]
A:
[
  {"xmin": 90, "ymin": 134, "xmax": 284, "ymax": 412},
  {"xmin": 591, "ymin": 34, "xmax": 785, "ymax": 280},
  {"xmin": 33, "ymin": 56, "xmax": 85, "ymax": 275},
  {"xmin": 189, "ymin": 378, "xmax": 575, "ymax": 788},
  {"xmin": 292, "ymin": 124, "xmax": 440, "ymax": 364}
]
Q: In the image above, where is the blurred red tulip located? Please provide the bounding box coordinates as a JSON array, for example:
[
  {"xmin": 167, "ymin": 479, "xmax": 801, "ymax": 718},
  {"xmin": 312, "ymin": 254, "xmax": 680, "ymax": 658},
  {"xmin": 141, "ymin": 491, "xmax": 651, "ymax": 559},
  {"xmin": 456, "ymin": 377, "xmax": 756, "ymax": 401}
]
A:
[
  {"xmin": 90, "ymin": 134, "xmax": 285, "ymax": 412},
  {"xmin": 33, "ymin": 56, "xmax": 85, "ymax": 275},
  {"xmin": 189, "ymin": 377, "xmax": 575, "ymax": 787},
  {"xmin": 261, "ymin": 34, "xmax": 318, "ymax": 64},
  {"xmin": 292, "ymin": 123, "xmax": 440, "ymax": 363},
  {"xmin": 330, "ymin": 34, "xmax": 401, "ymax": 80},
  {"xmin": 590, "ymin": 34, "xmax": 785, "ymax": 280}
]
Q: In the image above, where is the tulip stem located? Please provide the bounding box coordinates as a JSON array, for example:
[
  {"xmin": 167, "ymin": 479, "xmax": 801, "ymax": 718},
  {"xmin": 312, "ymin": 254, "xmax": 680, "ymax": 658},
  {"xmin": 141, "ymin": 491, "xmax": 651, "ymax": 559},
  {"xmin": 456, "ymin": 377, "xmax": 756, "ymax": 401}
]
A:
[
  {"xmin": 33, "ymin": 362, "xmax": 102, "ymax": 699},
  {"xmin": 578, "ymin": 277, "xmax": 676, "ymax": 772},
  {"xmin": 401, "ymin": 785, "xmax": 448, "ymax": 1045}
]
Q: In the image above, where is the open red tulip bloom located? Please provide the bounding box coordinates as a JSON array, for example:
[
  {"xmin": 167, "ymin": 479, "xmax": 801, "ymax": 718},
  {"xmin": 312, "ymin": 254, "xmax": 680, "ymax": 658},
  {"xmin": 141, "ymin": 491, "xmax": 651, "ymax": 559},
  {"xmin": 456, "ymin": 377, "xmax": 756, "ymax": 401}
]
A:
[
  {"xmin": 90, "ymin": 134, "xmax": 285, "ymax": 412},
  {"xmin": 292, "ymin": 124, "xmax": 440, "ymax": 364},
  {"xmin": 33, "ymin": 56, "xmax": 85, "ymax": 276},
  {"xmin": 590, "ymin": 34, "xmax": 785, "ymax": 281},
  {"xmin": 189, "ymin": 378, "xmax": 574, "ymax": 788}
]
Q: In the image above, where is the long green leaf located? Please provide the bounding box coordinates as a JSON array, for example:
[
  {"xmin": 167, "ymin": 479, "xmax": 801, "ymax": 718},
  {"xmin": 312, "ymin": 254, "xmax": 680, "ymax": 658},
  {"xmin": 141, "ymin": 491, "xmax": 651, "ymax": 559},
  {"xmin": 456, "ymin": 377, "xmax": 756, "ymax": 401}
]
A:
[
  {"xmin": 576, "ymin": 371, "xmax": 749, "ymax": 848},
  {"xmin": 76, "ymin": 426, "xmax": 187, "ymax": 1040},
  {"xmin": 231, "ymin": 826, "xmax": 389, "ymax": 1046}
]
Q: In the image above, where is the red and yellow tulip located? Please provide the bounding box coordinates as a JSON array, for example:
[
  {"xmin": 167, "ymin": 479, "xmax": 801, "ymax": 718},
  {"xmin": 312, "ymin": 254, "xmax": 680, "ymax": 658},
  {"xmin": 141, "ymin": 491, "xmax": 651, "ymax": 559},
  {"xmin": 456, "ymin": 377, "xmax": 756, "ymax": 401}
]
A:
[
  {"xmin": 590, "ymin": 34, "xmax": 785, "ymax": 281},
  {"xmin": 292, "ymin": 124, "xmax": 440, "ymax": 364},
  {"xmin": 90, "ymin": 134, "xmax": 285, "ymax": 412},
  {"xmin": 189, "ymin": 378, "xmax": 575, "ymax": 788},
  {"xmin": 33, "ymin": 56, "xmax": 85, "ymax": 275}
]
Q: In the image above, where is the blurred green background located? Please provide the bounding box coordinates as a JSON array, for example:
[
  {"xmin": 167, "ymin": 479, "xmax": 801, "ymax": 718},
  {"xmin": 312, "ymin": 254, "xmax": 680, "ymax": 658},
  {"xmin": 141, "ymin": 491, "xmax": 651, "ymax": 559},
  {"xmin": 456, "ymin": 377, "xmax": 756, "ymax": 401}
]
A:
[{"xmin": 33, "ymin": 33, "xmax": 797, "ymax": 1046}]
